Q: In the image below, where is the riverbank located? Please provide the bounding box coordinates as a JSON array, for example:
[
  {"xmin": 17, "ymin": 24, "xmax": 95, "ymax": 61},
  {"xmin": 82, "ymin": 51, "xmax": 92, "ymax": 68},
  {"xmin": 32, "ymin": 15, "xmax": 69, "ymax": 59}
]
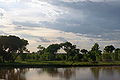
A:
[{"xmin": 0, "ymin": 61, "xmax": 120, "ymax": 68}]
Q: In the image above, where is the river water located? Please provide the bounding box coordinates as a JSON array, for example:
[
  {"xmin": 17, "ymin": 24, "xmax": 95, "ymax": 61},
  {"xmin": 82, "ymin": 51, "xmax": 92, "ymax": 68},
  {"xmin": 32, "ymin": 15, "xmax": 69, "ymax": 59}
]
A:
[{"xmin": 0, "ymin": 66, "xmax": 120, "ymax": 80}]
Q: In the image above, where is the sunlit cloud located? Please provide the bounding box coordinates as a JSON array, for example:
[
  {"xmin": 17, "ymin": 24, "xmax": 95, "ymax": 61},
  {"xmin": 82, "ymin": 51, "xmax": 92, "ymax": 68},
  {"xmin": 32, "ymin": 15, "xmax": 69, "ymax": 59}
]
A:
[
  {"xmin": 0, "ymin": 24, "xmax": 119, "ymax": 52},
  {"xmin": 0, "ymin": 0, "xmax": 120, "ymax": 52}
]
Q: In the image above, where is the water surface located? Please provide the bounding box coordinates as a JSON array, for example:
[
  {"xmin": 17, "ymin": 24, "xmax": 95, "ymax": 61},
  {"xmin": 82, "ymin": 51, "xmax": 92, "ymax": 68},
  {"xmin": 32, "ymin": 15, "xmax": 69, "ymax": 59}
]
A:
[{"xmin": 0, "ymin": 67, "xmax": 120, "ymax": 80}]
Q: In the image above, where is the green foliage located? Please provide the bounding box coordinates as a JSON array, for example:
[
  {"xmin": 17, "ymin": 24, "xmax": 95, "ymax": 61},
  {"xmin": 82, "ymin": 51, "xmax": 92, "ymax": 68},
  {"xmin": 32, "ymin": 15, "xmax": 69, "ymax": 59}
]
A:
[
  {"xmin": 37, "ymin": 45, "xmax": 45, "ymax": 54},
  {"xmin": 55, "ymin": 54, "xmax": 67, "ymax": 61},
  {"xmin": 113, "ymin": 48, "xmax": 120, "ymax": 61},
  {"xmin": 20, "ymin": 53, "xmax": 27, "ymax": 61},
  {"xmin": 0, "ymin": 35, "xmax": 29, "ymax": 62},
  {"xmin": 0, "ymin": 35, "xmax": 120, "ymax": 64},
  {"xmin": 91, "ymin": 43, "xmax": 100, "ymax": 51},
  {"xmin": 104, "ymin": 45, "xmax": 115, "ymax": 53},
  {"xmin": 60, "ymin": 42, "xmax": 80, "ymax": 61},
  {"xmin": 81, "ymin": 49, "xmax": 88, "ymax": 54},
  {"xmin": 88, "ymin": 43, "xmax": 102, "ymax": 62},
  {"xmin": 73, "ymin": 54, "xmax": 83, "ymax": 61},
  {"xmin": 20, "ymin": 43, "xmax": 119, "ymax": 64},
  {"xmin": 102, "ymin": 52, "xmax": 112, "ymax": 61},
  {"xmin": 46, "ymin": 44, "xmax": 61, "ymax": 54},
  {"xmin": 40, "ymin": 53, "xmax": 50, "ymax": 61}
]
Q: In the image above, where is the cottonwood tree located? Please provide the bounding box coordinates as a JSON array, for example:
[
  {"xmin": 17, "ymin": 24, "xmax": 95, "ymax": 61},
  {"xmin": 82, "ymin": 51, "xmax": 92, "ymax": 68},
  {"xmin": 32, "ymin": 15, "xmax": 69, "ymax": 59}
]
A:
[
  {"xmin": 37, "ymin": 45, "xmax": 45, "ymax": 54},
  {"xmin": 0, "ymin": 35, "xmax": 29, "ymax": 62},
  {"xmin": 45, "ymin": 44, "xmax": 61, "ymax": 60},
  {"xmin": 104, "ymin": 45, "xmax": 115, "ymax": 53},
  {"xmin": 103, "ymin": 45, "xmax": 115, "ymax": 61},
  {"xmin": 89, "ymin": 43, "xmax": 102, "ymax": 62},
  {"xmin": 60, "ymin": 42, "xmax": 80, "ymax": 61}
]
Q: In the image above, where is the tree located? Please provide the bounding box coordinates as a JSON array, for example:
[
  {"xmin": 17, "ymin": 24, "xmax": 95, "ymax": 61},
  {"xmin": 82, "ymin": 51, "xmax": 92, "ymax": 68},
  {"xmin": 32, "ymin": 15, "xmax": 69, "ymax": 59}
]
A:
[
  {"xmin": 103, "ymin": 45, "xmax": 115, "ymax": 61},
  {"xmin": 114, "ymin": 48, "xmax": 120, "ymax": 61},
  {"xmin": 104, "ymin": 45, "xmax": 115, "ymax": 53},
  {"xmin": 115, "ymin": 48, "xmax": 120, "ymax": 53},
  {"xmin": 60, "ymin": 42, "xmax": 80, "ymax": 61},
  {"xmin": 0, "ymin": 35, "xmax": 29, "ymax": 62},
  {"xmin": 73, "ymin": 54, "xmax": 83, "ymax": 61},
  {"xmin": 81, "ymin": 49, "xmax": 88, "ymax": 54},
  {"xmin": 89, "ymin": 43, "xmax": 102, "ymax": 62},
  {"xmin": 37, "ymin": 45, "xmax": 45, "ymax": 54},
  {"xmin": 91, "ymin": 43, "xmax": 100, "ymax": 51},
  {"xmin": 45, "ymin": 44, "xmax": 61, "ymax": 60},
  {"xmin": 80, "ymin": 49, "xmax": 89, "ymax": 61},
  {"xmin": 46, "ymin": 44, "xmax": 60, "ymax": 54}
]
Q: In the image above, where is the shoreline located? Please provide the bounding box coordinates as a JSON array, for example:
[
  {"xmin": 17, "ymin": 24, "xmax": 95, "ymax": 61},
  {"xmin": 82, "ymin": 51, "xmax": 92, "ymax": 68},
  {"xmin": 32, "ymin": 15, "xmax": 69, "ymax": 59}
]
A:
[{"xmin": 0, "ymin": 61, "xmax": 120, "ymax": 68}]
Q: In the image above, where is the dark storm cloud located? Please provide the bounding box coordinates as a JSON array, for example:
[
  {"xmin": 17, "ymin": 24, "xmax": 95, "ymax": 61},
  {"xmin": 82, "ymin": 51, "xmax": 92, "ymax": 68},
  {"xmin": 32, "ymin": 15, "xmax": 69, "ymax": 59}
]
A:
[
  {"xmin": 43, "ymin": 0, "xmax": 120, "ymax": 40},
  {"xmin": 13, "ymin": 0, "xmax": 120, "ymax": 40},
  {"xmin": 48, "ymin": 0, "xmax": 120, "ymax": 30}
]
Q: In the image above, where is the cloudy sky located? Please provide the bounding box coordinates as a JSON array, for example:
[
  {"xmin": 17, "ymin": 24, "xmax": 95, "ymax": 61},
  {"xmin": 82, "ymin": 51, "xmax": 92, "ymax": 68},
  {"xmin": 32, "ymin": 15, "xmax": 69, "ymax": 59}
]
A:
[{"xmin": 0, "ymin": 0, "xmax": 120, "ymax": 52}]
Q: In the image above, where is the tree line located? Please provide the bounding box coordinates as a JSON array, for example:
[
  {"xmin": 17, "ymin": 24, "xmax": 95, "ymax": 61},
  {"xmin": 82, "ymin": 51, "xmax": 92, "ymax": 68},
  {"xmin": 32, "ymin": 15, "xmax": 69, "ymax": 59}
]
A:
[{"xmin": 0, "ymin": 35, "xmax": 120, "ymax": 63}]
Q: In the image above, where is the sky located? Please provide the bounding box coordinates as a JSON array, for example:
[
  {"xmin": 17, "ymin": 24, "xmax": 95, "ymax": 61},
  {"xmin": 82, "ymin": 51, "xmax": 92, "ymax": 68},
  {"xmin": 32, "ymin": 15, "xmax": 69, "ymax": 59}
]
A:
[{"xmin": 0, "ymin": 0, "xmax": 120, "ymax": 52}]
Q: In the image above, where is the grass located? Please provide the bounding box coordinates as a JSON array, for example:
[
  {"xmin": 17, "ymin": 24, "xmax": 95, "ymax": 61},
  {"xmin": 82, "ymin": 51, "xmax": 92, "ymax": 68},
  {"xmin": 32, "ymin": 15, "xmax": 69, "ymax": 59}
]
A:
[{"xmin": 0, "ymin": 61, "xmax": 120, "ymax": 68}]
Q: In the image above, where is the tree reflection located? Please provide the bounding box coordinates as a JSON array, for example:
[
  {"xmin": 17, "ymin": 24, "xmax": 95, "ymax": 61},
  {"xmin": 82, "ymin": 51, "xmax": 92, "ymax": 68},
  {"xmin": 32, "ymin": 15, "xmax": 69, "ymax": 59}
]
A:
[
  {"xmin": 102, "ymin": 67, "xmax": 114, "ymax": 76},
  {"xmin": 0, "ymin": 68, "xmax": 28, "ymax": 80},
  {"xmin": 90, "ymin": 67, "xmax": 120, "ymax": 80},
  {"xmin": 61, "ymin": 68, "xmax": 76, "ymax": 80},
  {"xmin": 42, "ymin": 68, "xmax": 59, "ymax": 77},
  {"xmin": 41, "ymin": 68, "xmax": 76, "ymax": 80},
  {"xmin": 1, "ymin": 67, "xmax": 120, "ymax": 80},
  {"xmin": 90, "ymin": 67, "xmax": 101, "ymax": 80}
]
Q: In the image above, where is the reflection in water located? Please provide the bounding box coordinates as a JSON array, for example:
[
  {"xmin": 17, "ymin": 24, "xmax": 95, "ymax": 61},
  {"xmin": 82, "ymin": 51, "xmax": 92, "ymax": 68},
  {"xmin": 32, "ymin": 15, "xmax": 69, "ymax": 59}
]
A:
[
  {"xmin": 90, "ymin": 67, "xmax": 120, "ymax": 80},
  {"xmin": 0, "ymin": 67, "xmax": 120, "ymax": 80},
  {"xmin": 0, "ymin": 68, "xmax": 28, "ymax": 80},
  {"xmin": 42, "ymin": 68, "xmax": 76, "ymax": 80},
  {"xmin": 91, "ymin": 67, "xmax": 101, "ymax": 80}
]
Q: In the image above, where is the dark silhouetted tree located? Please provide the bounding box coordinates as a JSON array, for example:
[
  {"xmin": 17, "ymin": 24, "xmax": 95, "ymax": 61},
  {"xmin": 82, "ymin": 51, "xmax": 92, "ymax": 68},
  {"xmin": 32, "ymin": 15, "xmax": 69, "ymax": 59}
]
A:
[
  {"xmin": 37, "ymin": 45, "xmax": 45, "ymax": 54},
  {"xmin": 89, "ymin": 43, "xmax": 102, "ymax": 62},
  {"xmin": 46, "ymin": 44, "xmax": 61, "ymax": 60},
  {"xmin": 81, "ymin": 49, "xmax": 88, "ymax": 54},
  {"xmin": 0, "ymin": 35, "xmax": 29, "ymax": 62},
  {"xmin": 104, "ymin": 45, "xmax": 115, "ymax": 53}
]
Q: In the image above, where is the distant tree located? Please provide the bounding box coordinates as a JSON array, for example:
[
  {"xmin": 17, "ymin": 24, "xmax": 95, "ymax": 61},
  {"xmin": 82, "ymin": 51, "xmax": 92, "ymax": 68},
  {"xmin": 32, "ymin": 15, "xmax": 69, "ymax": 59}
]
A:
[
  {"xmin": 91, "ymin": 43, "xmax": 100, "ymax": 51},
  {"xmin": 73, "ymin": 54, "xmax": 83, "ymax": 61},
  {"xmin": 46, "ymin": 44, "xmax": 60, "ymax": 54},
  {"xmin": 102, "ymin": 45, "xmax": 115, "ymax": 61},
  {"xmin": 37, "ymin": 45, "xmax": 45, "ymax": 54},
  {"xmin": 102, "ymin": 53, "xmax": 112, "ymax": 62},
  {"xmin": 20, "ymin": 53, "xmax": 28, "ymax": 61},
  {"xmin": 81, "ymin": 49, "xmax": 88, "ymax": 54},
  {"xmin": 115, "ymin": 48, "xmax": 120, "ymax": 53},
  {"xmin": 88, "ymin": 51, "xmax": 97, "ymax": 62},
  {"xmin": 60, "ymin": 42, "xmax": 73, "ymax": 60},
  {"xmin": 55, "ymin": 54, "xmax": 67, "ymax": 61},
  {"xmin": 114, "ymin": 48, "xmax": 120, "ymax": 61},
  {"xmin": 46, "ymin": 44, "xmax": 61, "ymax": 60},
  {"xmin": 89, "ymin": 43, "xmax": 102, "ymax": 62},
  {"xmin": 104, "ymin": 45, "xmax": 115, "ymax": 53},
  {"xmin": 0, "ymin": 35, "xmax": 29, "ymax": 62},
  {"xmin": 60, "ymin": 42, "xmax": 80, "ymax": 61},
  {"xmin": 80, "ymin": 49, "xmax": 89, "ymax": 62}
]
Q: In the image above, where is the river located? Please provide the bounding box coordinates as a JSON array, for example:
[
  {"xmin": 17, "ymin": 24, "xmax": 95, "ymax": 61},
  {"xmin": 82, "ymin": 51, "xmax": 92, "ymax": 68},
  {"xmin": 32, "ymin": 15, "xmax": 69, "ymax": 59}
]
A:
[{"xmin": 0, "ymin": 66, "xmax": 120, "ymax": 80}]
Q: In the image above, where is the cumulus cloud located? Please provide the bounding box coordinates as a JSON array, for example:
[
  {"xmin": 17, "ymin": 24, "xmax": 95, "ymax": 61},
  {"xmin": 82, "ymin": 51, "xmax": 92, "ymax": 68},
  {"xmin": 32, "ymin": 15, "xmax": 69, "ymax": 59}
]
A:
[
  {"xmin": 0, "ymin": 24, "xmax": 120, "ymax": 52},
  {"xmin": 0, "ymin": 0, "xmax": 120, "ymax": 51},
  {"xmin": 9, "ymin": 0, "xmax": 120, "ymax": 40}
]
